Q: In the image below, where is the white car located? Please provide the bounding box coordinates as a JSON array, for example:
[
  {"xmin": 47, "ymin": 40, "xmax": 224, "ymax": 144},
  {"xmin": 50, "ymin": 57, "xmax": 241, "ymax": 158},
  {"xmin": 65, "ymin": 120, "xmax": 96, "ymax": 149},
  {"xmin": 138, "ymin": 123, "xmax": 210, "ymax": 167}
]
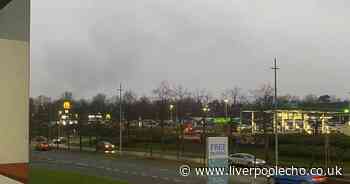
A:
[{"xmin": 229, "ymin": 153, "xmax": 266, "ymax": 167}]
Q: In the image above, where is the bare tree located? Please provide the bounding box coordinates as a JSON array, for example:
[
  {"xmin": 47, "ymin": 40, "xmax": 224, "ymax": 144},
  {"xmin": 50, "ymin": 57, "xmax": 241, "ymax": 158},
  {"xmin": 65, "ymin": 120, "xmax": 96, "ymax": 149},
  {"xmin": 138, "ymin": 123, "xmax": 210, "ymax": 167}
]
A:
[
  {"xmin": 173, "ymin": 85, "xmax": 191, "ymax": 120},
  {"xmin": 123, "ymin": 90, "xmax": 138, "ymax": 107},
  {"xmin": 222, "ymin": 86, "xmax": 244, "ymax": 105},
  {"xmin": 153, "ymin": 81, "xmax": 173, "ymax": 103},
  {"xmin": 250, "ymin": 84, "xmax": 274, "ymax": 163},
  {"xmin": 250, "ymin": 84, "xmax": 274, "ymax": 107},
  {"xmin": 303, "ymin": 94, "xmax": 318, "ymax": 104},
  {"xmin": 91, "ymin": 93, "xmax": 107, "ymax": 113},
  {"xmin": 193, "ymin": 88, "xmax": 213, "ymax": 106},
  {"xmin": 122, "ymin": 90, "xmax": 138, "ymax": 147},
  {"xmin": 152, "ymin": 81, "xmax": 174, "ymax": 152}
]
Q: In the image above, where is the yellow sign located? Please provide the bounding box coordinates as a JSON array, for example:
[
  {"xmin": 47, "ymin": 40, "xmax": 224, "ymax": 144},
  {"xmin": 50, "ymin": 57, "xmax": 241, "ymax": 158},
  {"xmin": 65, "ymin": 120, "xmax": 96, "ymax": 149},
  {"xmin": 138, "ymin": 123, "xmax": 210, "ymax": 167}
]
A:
[
  {"xmin": 63, "ymin": 101, "xmax": 71, "ymax": 110},
  {"xmin": 106, "ymin": 113, "xmax": 111, "ymax": 120}
]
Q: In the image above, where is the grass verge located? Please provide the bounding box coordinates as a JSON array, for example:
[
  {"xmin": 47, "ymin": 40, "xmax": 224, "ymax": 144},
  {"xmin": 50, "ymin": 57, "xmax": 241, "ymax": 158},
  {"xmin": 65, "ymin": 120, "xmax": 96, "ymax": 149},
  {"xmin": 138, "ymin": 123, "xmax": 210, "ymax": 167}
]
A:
[{"xmin": 29, "ymin": 168, "xmax": 128, "ymax": 184}]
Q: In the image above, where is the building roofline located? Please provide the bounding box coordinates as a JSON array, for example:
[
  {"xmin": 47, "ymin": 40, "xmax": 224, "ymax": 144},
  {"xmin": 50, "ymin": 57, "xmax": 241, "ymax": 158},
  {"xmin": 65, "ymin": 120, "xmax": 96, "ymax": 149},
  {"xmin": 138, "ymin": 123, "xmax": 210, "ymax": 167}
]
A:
[{"xmin": 241, "ymin": 109, "xmax": 341, "ymax": 114}]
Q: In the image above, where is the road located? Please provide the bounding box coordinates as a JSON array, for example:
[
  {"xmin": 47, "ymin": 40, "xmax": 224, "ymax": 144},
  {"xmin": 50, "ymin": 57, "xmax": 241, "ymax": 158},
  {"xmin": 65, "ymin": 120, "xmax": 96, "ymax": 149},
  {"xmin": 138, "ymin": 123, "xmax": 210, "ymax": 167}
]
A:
[{"xmin": 30, "ymin": 150, "xmax": 267, "ymax": 184}]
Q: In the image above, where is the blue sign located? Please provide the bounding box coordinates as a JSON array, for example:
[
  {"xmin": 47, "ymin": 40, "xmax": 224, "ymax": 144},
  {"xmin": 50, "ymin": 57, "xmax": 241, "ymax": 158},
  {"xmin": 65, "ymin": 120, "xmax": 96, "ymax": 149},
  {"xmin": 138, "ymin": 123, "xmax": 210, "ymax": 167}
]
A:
[{"xmin": 207, "ymin": 137, "xmax": 229, "ymax": 184}]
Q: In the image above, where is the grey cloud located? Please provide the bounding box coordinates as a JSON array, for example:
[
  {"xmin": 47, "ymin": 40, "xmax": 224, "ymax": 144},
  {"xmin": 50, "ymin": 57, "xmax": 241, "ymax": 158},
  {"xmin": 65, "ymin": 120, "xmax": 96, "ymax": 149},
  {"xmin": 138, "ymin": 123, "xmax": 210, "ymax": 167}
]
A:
[{"xmin": 31, "ymin": 0, "xmax": 350, "ymax": 99}]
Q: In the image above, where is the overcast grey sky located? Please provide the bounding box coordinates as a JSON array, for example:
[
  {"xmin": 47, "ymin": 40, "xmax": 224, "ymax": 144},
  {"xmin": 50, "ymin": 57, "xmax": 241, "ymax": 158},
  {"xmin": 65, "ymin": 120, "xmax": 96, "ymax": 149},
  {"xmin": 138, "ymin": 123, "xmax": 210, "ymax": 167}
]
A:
[{"xmin": 31, "ymin": 0, "xmax": 350, "ymax": 99}]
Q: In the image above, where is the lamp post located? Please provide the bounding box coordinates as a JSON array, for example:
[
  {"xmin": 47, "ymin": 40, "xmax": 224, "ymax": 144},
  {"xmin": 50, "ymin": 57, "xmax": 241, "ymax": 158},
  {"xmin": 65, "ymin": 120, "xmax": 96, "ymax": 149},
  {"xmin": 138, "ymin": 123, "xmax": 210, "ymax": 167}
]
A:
[
  {"xmin": 202, "ymin": 106, "xmax": 210, "ymax": 165},
  {"xmin": 118, "ymin": 84, "xmax": 123, "ymax": 155},
  {"xmin": 224, "ymin": 99, "xmax": 229, "ymax": 119},
  {"xmin": 170, "ymin": 104, "xmax": 174, "ymax": 122},
  {"xmin": 57, "ymin": 110, "xmax": 63, "ymax": 150},
  {"xmin": 271, "ymin": 57, "xmax": 280, "ymax": 167}
]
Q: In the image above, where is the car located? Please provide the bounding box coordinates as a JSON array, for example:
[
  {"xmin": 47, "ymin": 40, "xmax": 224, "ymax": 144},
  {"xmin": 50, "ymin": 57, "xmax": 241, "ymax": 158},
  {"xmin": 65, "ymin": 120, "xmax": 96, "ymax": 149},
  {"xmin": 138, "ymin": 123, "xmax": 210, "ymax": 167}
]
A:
[
  {"xmin": 33, "ymin": 136, "xmax": 47, "ymax": 142},
  {"xmin": 327, "ymin": 125, "xmax": 342, "ymax": 134},
  {"xmin": 52, "ymin": 137, "xmax": 67, "ymax": 144},
  {"xmin": 35, "ymin": 142, "xmax": 50, "ymax": 151},
  {"xmin": 58, "ymin": 137, "xmax": 67, "ymax": 143},
  {"xmin": 269, "ymin": 174, "xmax": 327, "ymax": 184},
  {"xmin": 52, "ymin": 138, "xmax": 62, "ymax": 144},
  {"xmin": 229, "ymin": 153, "xmax": 266, "ymax": 167},
  {"xmin": 96, "ymin": 141, "xmax": 116, "ymax": 154},
  {"xmin": 237, "ymin": 124, "xmax": 252, "ymax": 131}
]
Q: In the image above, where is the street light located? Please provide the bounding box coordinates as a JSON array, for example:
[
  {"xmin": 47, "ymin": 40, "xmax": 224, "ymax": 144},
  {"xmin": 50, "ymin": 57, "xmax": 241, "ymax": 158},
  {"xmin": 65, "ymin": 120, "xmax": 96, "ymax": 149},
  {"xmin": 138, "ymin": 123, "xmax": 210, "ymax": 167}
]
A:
[
  {"xmin": 271, "ymin": 57, "xmax": 280, "ymax": 167},
  {"xmin": 202, "ymin": 107, "xmax": 210, "ymax": 113},
  {"xmin": 170, "ymin": 104, "xmax": 174, "ymax": 122},
  {"xmin": 118, "ymin": 83, "xmax": 123, "ymax": 155},
  {"xmin": 224, "ymin": 99, "xmax": 229, "ymax": 119},
  {"xmin": 202, "ymin": 106, "xmax": 210, "ymax": 165}
]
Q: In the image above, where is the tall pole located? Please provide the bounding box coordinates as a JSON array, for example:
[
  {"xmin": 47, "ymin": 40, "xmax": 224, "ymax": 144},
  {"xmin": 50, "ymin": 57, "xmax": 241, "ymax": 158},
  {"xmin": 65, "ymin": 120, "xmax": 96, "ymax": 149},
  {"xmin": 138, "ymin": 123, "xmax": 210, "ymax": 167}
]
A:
[
  {"xmin": 118, "ymin": 83, "xmax": 123, "ymax": 154},
  {"xmin": 224, "ymin": 99, "xmax": 229, "ymax": 119},
  {"xmin": 170, "ymin": 105, "xmax": 174, "ymax": 122},
  {"xmin": 272, "ymin": 57, "xmax": 280, "ymax": 167},
  {"xmin": 348, "ymin": 92, "xmax": 350, "ymax": 124}
]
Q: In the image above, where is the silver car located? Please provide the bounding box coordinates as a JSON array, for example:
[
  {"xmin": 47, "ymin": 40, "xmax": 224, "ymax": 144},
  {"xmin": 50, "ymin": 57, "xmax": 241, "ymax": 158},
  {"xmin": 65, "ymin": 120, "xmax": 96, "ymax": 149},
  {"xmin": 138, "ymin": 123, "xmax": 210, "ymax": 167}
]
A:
[{"xmin": 229, "ymin": 153, "xmax": 266, "ymax": 167}]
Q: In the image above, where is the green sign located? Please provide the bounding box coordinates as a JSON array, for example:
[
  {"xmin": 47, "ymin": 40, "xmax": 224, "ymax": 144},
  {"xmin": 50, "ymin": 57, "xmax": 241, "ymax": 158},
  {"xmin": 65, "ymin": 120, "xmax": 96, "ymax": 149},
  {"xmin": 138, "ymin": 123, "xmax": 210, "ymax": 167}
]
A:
[{"xmin": 213, "ymin": 117, "xmax": 231, "ymax": 124}]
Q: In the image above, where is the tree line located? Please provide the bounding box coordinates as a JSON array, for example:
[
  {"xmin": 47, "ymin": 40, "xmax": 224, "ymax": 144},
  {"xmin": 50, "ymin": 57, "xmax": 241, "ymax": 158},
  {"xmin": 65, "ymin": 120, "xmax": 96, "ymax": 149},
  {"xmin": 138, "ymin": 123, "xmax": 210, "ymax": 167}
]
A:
[{"xmin": 31, "ymin": 81, "xmax": 349, "ymax": 125}]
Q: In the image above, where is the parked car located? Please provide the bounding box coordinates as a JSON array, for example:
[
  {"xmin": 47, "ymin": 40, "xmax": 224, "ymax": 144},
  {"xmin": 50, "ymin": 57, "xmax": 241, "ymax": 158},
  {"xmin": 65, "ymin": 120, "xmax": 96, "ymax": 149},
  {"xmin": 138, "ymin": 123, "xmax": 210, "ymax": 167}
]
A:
[
  {"xmin": 327, "ymin": 125, "xmax": 342, "ymax": 133},
  {"xmin": 96, "ymin": 141, "xmax": 116, "ymax": 154},
  {"xmin": 237, "ymin": 124, "xmax": 252, "ymax": 131},
  {"xmin": 52, "ymin": 137, "xmax": 67, "ymax": 144},
  {"xmin": 229, "ymin": 153, "xmax": 266, "ymax": 167},
  {"xmin": 33, "ymin": 136, "xmax": 47, "ymax": 142},
  {"xmin": 52, "ymin": 138, "xmax": 62, "ymax": 144},
  {"xmin": 269, "ymin": 174, "xmax": 327, "ymax": 184},
  {"xmin": 35, "ymin": 142, "xmax": 50, "ymax": 151}
]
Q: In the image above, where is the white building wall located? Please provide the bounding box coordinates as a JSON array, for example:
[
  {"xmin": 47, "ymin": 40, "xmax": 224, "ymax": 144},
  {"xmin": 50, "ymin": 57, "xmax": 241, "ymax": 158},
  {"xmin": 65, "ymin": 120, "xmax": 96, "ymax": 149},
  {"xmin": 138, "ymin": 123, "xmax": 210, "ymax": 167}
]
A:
[{"xmin": 0, "ymin": 0, "xmax": 29, "ymax": 183}]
